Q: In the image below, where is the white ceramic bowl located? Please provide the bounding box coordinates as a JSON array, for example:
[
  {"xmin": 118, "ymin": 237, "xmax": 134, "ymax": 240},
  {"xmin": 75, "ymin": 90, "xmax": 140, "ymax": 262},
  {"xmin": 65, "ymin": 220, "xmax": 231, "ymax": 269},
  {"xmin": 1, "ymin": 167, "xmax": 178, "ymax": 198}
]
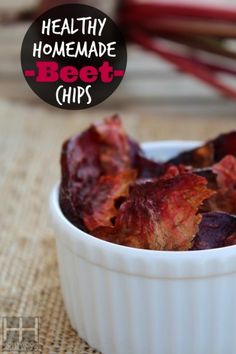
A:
[{"xmin": 50, "ymin": 141, "xmax": 236, "ymax": 354}]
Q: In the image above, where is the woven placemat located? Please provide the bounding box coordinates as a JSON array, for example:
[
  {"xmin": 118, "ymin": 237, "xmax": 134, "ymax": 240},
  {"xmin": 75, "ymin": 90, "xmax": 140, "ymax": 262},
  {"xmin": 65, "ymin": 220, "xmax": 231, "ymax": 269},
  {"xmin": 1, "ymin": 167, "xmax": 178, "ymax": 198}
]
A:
[{"xmin": 0, "ymin": 98, "xmax": 236, "ymax": 354}]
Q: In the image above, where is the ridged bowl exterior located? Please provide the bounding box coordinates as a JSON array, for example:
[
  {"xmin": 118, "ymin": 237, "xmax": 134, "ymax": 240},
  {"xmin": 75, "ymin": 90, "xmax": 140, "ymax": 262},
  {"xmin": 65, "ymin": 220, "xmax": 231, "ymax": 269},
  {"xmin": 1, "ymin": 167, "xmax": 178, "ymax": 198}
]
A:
[{"xmin": 50, "ymin": 141, "xmax": 236, "ymax": 354}]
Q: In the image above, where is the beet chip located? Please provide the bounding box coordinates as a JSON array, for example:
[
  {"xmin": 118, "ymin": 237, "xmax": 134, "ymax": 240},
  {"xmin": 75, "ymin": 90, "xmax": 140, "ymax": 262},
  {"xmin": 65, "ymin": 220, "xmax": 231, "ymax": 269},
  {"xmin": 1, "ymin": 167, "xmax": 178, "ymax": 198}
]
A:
[
  {"xmin": 133, "ymin": 154, "xmax": 165, "ymax": 178},
  {"xmin": 59, "ymin": 118, "xmax": 236, "ymax": 251},
  {"xmin": 169, "ymin": 131, "xmax": 236, "ymax": 168},
  {"xmin": 93, "ymin": 174, "xmax": 213, "ymax": 250},
  {"xmin": 83, "ymin": 170, "xmax": 136, "ymax": 231},
  {"xmin": 192, "ymin": 212, "xmax": 236, "ymax": 250},
  {"xmin": 160, "ymin": 164, "xmax": 190, "ymax": 180},
  {"xmin": 92, "ymin": 116, "xmax": 137, "ymax": 174},
  {"xmin": 204, "ymin": 155, "xmax": 236, "ymax": 214},
  {"xmin": 59, "ymin": 116, "xmax": 140, "ymax": 229},
  {"xmin": 224, "ymin": 232, "xmax": 236, "ymax": 246}
]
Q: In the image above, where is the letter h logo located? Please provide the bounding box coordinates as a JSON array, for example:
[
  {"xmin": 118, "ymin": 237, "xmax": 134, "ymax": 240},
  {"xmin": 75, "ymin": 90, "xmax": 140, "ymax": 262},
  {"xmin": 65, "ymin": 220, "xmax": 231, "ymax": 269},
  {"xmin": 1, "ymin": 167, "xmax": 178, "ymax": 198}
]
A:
[{"xmin": 2, "ymin": 317, "xmax": 40, "ymax": 352}]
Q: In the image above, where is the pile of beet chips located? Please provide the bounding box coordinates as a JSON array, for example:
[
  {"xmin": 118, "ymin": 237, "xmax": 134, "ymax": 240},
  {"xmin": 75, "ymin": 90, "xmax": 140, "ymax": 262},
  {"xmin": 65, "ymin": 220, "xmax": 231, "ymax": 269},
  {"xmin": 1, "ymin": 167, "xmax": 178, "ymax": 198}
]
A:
[{"xmin": 60, "ymin": 116, "xmax": 236, "ymax": 251}]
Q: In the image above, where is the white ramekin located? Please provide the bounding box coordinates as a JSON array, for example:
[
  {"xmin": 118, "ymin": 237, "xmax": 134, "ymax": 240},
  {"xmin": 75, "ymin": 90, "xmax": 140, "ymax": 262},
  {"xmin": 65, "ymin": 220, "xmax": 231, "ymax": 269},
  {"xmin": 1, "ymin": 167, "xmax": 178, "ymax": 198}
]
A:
[{"xmin": 50, "ymin": 141, "xmax": 236, "ymax": 354}]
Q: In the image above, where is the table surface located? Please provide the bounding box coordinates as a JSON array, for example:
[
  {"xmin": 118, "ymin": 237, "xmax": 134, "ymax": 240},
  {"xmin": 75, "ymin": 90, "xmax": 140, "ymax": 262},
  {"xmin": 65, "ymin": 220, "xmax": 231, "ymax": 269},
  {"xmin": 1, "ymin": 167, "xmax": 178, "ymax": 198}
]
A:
[{"xmin": 0, "ymin": 96, "xmax": 236, "ymax": 353}]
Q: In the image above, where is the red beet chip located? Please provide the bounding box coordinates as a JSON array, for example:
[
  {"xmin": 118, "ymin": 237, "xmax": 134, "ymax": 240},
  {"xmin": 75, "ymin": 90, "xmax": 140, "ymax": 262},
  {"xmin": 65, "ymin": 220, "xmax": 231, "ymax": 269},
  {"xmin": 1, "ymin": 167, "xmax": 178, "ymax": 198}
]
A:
[
  {"xmin": 202, "ymin": 155, "xmax": 236, "ymax": 214},
  {"xmin": 60, "ymin": 127, "xmax": 101, "ymax": 229},
  {"xmin": 168, "ymin": 131, "xmax": 236, "ymax": 168},
  {"xmin": 213, "ymin": 155, "xmax": 236, "ymax": 189},
  {"xmin": 59, "ymin": 116, "xmax": 141, "ymax": 229},
  {"xmin": 160, "ymin": 164, "xmax": 190, "ymax": 180},
  {"xmin": 83, "ymin": 170, "xmax": 136, "ymax": 231},
  {"xmin": 93, "ymin": 173, "xmax": 213, "ymax": 250},
  {"xmin": 192, "ymin": 212, "xmax": 236, "ymax": 250},
  {"xmin": 92, "ymin": 116, "xmax": 136, "ymax": 174}
]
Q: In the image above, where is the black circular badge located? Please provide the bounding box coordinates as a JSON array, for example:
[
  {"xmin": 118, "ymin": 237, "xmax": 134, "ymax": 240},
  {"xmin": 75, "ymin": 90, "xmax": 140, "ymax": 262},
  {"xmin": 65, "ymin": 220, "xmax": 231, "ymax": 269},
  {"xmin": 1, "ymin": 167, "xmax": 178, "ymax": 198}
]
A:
[{"xmin": 21, "ymin": 4, "xmax": 127, "ymax": 109}]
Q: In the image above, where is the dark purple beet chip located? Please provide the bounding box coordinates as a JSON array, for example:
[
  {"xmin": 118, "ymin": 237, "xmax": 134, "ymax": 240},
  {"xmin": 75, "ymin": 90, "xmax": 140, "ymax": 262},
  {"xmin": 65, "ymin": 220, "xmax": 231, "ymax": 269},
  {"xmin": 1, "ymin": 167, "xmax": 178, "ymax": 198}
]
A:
[
  {"xmin": 134, "ymin": 154, "xmax": 166, "ymax": 178},
  {"xmin": 169, "ymin": 131, "xmax": 236, "ymax": 168},
  {"xmin": 192, "ymin": 212, "xmax": 236, "ymax": 250}
]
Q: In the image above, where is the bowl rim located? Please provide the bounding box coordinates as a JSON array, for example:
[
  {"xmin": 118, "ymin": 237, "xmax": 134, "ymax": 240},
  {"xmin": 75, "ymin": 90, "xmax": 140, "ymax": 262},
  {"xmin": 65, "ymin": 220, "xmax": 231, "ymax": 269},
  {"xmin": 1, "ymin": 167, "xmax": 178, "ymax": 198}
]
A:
[{"xmin": 50, "ymin": 139, "xmax": 236, "ymax": 263}]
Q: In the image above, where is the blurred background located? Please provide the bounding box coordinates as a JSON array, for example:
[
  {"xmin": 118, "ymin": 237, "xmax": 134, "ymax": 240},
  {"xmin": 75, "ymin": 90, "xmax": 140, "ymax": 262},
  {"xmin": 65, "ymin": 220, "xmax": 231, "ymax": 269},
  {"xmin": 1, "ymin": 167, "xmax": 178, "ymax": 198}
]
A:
[{"xmin": 0, "ymin": 0, "xmax": 236, "ymax": 117}]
